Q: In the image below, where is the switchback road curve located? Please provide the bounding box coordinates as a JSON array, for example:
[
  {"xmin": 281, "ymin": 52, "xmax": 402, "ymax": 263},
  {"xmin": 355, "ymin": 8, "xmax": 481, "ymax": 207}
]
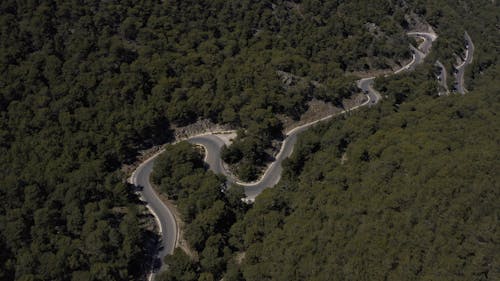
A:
[
  {"xmin": 188, "ymin": 95, "xmax": 372, "ymax": 201},
  {"xmin": 130, "ymin": 31, "xmax": 437, "ymax": 280},
  {"xmin": 190, "ymin": 31, "xmax": 437, "ymax": 201}
]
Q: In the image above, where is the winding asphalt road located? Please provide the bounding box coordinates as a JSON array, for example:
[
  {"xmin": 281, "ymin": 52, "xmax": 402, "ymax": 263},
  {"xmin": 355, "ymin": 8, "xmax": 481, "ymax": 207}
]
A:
[
  {"xmin": 189, "ymin": 95, "xmax": 372, "ymax": 201},
  {"xmin": 455, "ymin": 32, "xmax": 474, "ymax": 94},
  {"xmin": 128, "ymin": 150, "xmax": 177, "ymax": 278},
  {"xmin": 435, "ymin": 60, "xmax": 449, "ymax": 96},
  {"xmin": 130, "ymin": 31, "xmax": 437, "ymax": 279},
  {"xmin": 357, "ymin": 77, "xmax": 380, "ymax": 104},
  {"xmin": 395, "ymin": 32, "xmax": 436, "ymax": 74},
  {"xmin": 358, "ymin": 32, "xmax": 436, "ymax": 104}
]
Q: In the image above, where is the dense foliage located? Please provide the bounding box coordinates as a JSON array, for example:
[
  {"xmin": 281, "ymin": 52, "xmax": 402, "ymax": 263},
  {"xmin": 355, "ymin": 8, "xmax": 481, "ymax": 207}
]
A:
[
  {"xmin": 154, "ymin": 1, "xmax": 499, "ymax": 281},
  {"xmin": 411, "ymin": 0, "xmax": 499, "ymax": 91},
  {"xmin": 0, "ymin": 0, "xmax": 416, "ymax": 280},
  {"xmin": 223, "ymin": 1, "xmax": 500, "ymax": 280},
  {"xmin": 1, "ymin": 0, "xmax": 498, "ymax": 280},
  {"xmin": 230, "ymin": 75, "xmax": 499, "ymax": 281},
  {"xmin": 151, "ymin": 142, "xmax": 248, "ymax": 281},
  {"xmin": 0, "ymin": 1, "xmax": 414, "ymax": 278},
  {"xmin": 154, "ymin": 80, "xmax": 499, "ymax": 281}
]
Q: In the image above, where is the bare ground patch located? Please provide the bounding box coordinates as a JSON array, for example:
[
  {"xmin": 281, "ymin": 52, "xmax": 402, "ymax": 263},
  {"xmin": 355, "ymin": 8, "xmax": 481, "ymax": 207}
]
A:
[{"xmin": 280, "ymin": 93, "xmax": 367, "ymax": 134}]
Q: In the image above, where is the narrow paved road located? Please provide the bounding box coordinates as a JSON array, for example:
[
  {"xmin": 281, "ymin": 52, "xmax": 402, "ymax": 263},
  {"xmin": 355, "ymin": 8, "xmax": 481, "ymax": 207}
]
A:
[
  {"xmin": 357, "ymin": 77, "xmax": 380, "ymax": 104},
  {"xmin": 189, "ymin": 32, "xmax": 437, "ymax": 200},
  {"xmin": 395, "ymin": 32, "xmax": 436, "ymax": 74},
  {"xmin": 129, "ymin": 151, "xmax": 177, "ymax": 279},
  {"xmin": 455, "ymin": 31, "xmax": 474, "ymax": 94},
  {"xmin": 407, "ymin": 32, "xmax": 437, "ymax": 55},
  {"xmin": 189, "ymin": 94, "xmax": 372, "ymax": 201},
  {"xmin": 357, "ymin": 32, "xmax": 436, "ymax": 104},
  {"xmin": 130, "ymin": 31, "xmax": 437, "ymax": 279},
  {"xmin": 435, "ymin": 60, "xmax": 449, "ymax": 95}
]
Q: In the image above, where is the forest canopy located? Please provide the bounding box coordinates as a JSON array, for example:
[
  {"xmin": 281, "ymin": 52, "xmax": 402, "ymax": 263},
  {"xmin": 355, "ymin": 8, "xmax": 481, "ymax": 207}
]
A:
[
  {"xmin": 1, "ymin": 0, "xmax": 410, "ymax": 279},
  {"xmin": 0, "ymin": 0, "xmax": 498, "ymax": 280},
  {"xmin": 230, "ymin": 67, "xmax": 499, "ymax": 281}
]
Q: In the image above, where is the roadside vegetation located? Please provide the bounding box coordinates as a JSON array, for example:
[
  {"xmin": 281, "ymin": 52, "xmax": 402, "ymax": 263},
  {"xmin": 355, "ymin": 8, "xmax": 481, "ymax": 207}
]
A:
[
  {"xmin": 153, "ymin": 77, "xmax": 499, "ymax": 281},
  {"xmin": 0, "ymin": 0, "xmax": 498, "ymax": 281},
  {"xmin": 151, "ymin": 142, "xmax": 248, "ymax": 281},
  {"xmin": 228, "ymin": 70, "xmax": 499, "ymax": 281},
  {"xmin": 153, "ymin": 1, "xmax": 499, "ymax": 281},
  {"xmin": 0, "ymin": 1, "xmax": 412, "ymax": 278}
]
